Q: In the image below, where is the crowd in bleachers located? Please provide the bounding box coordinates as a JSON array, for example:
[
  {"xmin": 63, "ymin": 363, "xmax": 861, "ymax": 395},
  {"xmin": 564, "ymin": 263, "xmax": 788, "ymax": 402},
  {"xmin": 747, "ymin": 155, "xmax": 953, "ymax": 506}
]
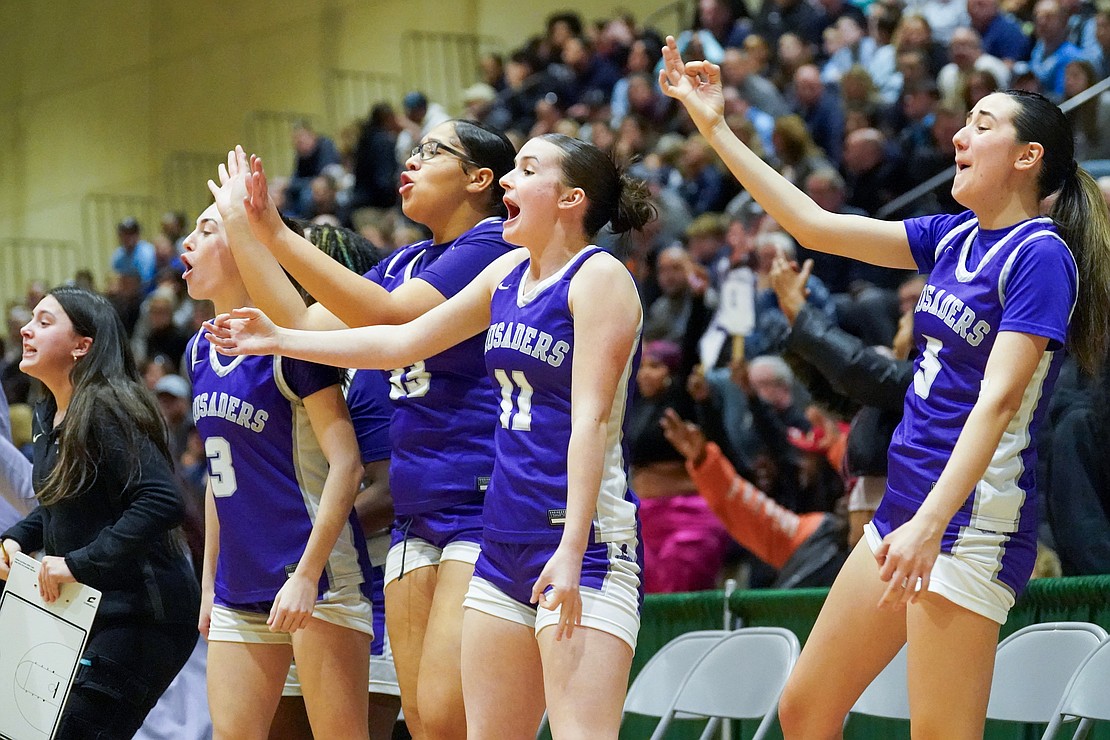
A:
[{"xmin": 4, "ymin": 0, "xmax": 1110, "ymax": 597}]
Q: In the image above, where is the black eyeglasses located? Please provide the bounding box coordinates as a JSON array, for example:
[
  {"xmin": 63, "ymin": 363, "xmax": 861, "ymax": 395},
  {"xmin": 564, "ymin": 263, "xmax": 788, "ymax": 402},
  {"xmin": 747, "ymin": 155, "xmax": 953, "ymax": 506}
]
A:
[{"xmin": 410, "ymin": 140, "xmax": 477, "ymax": 167}]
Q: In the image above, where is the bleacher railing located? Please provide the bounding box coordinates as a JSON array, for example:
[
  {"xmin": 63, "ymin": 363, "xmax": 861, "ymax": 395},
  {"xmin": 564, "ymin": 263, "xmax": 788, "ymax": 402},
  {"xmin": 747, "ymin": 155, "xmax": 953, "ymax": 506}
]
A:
[
  {"xmin": 0, "ymin": 238, "xmax": 80, "ymax": 307},
  {"xmin": 400, "ymin": 31, "xmax": 501, "ymax": 116},
  {"xmin": 164, "ymin": 151, "xmax": 227, "ymax": 224},
  {"xmin": 243, "ymin": 110, "xmax": 315, "ymax": 182},
  {"xmin": 877, "ymin": 75, "xmax": 1110, "ymax": 218},
  {"xmin": 326, "ymin": 69, "xmax": 402, "ymax": 133},
  {"xmin": 80, "ymin": 193, "xmax": 159, "ymax": 278}
]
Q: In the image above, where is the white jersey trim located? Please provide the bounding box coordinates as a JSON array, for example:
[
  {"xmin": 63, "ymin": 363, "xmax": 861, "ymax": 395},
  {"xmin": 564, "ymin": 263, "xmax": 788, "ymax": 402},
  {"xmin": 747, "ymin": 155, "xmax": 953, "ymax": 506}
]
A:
[
  {"xmin": 592, "ymin": 327, "xmax": 642, "ymax": 543},
  {"xmin": 954, "ymin": 217, "xmax": 1053, "ymax": 284}
]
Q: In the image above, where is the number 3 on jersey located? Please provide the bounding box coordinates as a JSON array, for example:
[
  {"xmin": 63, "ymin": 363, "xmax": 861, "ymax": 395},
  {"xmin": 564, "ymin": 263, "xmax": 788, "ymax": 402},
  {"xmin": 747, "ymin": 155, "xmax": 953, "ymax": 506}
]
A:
[
  {"xmin": 205, "ymin": 436, "xmax": 238, "ymax": 497},
  {"xmin": 914, "ymin": 335, "xmax": 943, "ymax": 399},
  {"xmin": 495, "ymin": 369, "xmax": 533, "ymax": 431}
]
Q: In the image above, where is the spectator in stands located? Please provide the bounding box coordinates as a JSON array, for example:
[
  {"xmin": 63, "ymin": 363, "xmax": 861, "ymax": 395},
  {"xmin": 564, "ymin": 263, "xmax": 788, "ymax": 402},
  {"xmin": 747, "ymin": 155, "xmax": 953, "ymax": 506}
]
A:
[
  {"xmin": 630, "ymin": 340, "xmax": 731, "ymax": 593},
  {"xmin": 841, "ymin": 127, "xmax": 902, "ymax": 215},
  {"xmin": 754, "ymin": 0, "xmax": 825, "ymax": 52},
  {"xmin": 938, "ymin": 27, "xmax": 1011, "ymax": 107},
  {"xmin": 131, "ymin": 287, "xmax": 190, "ymax": 367},
  {"xmin": 461, "ymin": 83, "xmax": 498, "ymax": 127},
  {"xmin": 395, "ymin": 91, "xmax": 452, "ymax": 166},
  {"xmin": 1094, "ymin": 10, "xmax": 1110, "ymax": 80},
  {"xmin": 913, "ymin": 0, "xmax": 971, "ymax": 45},
  {"xmin": 773, "ymin": 114, "xmax": 835, "ymax": 189},
  {"xmin": 349, "ymin": 102, "xmax": 401, "ymax": 216},
  {"xmin": 287, "ymin": 120, "xmax": 341, "ymax": 218},
  {"xmin": 557, "ymin": 35, "xmax": 622, "ymax": 111},
  {"xmin": 111, "ymin": 217, "xmax": 158, "ymax": 293},
  {"xmin": 963, "ymin": 67, "xmax": 1002, "ymax": 109},
  {"xmin": 1045, "ymin": 351, "xmax": 1110, "ymax": 576},
  {"xmin": 866, "ymin": 1, "xmax": 905, "ymax": 104},
  {"xmin": 1064, "ymin": 60, "xmax": 1110, "ymax": 161},
  {"xmin": 537, "ymin": 10, "xmax": 584, "ymax": 68},
  {"xmin": 644, "ymin": 246, "xmax": 702, "ymax": 343},
  {"xmin": 695, "ymin": 0, "xmax": 753, "ymax": 50},
  {"xmin": 968, "ymin": 0, "xmax": 1032, "ymax": 63},
  {"xmin": 662, "ymin": 408, "xmax": 849, "ymax": 587},
  {"xmin": 800, "ymin": 168, "xmax": 877, "ymax": 293},
  {"xmin": 488, "ymin": 49, "xmax": 564, "ymax": 136},
  {"xmin": 821, "ymin": 17, "xmax": 879, "ymax": 86},
  {"xmin": 1059, "ymin": 0, "xmax": 1100, "ymax": 62},
  {"xmin": 677, "ymin": 135, "xmax": 733, "ymax": 216},
  {"xmin": 479, "ymin": 52, "xmax": 506, "ymax": 91},
  {"xmin": 772, "ymin": 32, "xmax": 815, "ymax": 92},
  {"xmin": 893, "ymin": 14, "xmax": 950, "ymax": 78},
  {"xmin": 895, "ymin": 81, "xmax": 941, "ymax": 163},
  {"xmin": 611, "ymin": 36, "xmax": 663, "ymax": 128},
  {"xmin": 903, "ymin": 103, "xmax": 966, "ymax": 215},
  {"xmin": 1028, "ymin": 0, "xmax": 1087, "ymax": 101},
  {"xmin": 107, "ymin": 270, "xmax": 144, "ymax": 336},
  {"xmin": 722, "ymin": 45, "xmax": 790, "ymax": 118},
  {"xmin": 790, "ymin": 64, "xmax": 845, "ymax": 164},
  {"xmin": 153, "ymin": 372, "xmax": 193, "ymax": 463}
]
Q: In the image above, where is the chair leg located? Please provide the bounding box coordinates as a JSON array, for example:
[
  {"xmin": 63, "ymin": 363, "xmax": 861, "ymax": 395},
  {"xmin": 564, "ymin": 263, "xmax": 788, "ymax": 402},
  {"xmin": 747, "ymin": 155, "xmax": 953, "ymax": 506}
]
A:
[{"xmin": 697, "ymin": 716, "xmax": 721, "ymax": 740}]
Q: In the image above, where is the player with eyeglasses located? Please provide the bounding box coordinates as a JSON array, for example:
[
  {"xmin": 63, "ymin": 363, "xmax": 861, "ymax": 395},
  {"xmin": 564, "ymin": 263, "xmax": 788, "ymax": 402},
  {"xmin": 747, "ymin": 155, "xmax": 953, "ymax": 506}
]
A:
[{"xmin": 207, "ymin": 121, "xmax": 516, "ymax": 740}]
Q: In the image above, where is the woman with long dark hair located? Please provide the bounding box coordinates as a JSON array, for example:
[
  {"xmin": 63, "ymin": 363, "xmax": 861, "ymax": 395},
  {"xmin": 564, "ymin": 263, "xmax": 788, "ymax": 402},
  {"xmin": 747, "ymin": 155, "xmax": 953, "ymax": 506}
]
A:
[
  {"xmin": 0, "ymin": 286, "xmax": 199, "ymax": 739},
  {"xmin": 661, "ymin": 36, "xmax": 1110, "ymax": 737}
]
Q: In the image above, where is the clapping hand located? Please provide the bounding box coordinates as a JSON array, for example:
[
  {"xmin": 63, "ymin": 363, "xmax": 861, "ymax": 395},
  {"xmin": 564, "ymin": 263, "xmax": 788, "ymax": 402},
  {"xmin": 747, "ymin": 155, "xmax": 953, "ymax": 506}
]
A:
[{"xmin": 203, "ymin": 307, "xmax": 282, "ymax": 357}]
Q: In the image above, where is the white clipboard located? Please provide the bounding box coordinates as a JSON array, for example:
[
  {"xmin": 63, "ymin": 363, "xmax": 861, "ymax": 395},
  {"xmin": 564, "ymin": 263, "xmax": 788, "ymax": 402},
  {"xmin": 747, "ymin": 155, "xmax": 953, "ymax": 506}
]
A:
[{"xmin": 0, "ymin": 553, "xmax": 101, "ymax": 740}]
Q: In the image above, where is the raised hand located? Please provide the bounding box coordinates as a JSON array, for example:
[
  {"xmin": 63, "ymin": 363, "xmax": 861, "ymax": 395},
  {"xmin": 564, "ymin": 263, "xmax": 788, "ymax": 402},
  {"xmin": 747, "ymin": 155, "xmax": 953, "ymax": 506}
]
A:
[
  {"xmin": 658, "ymin": 35, "xmax": 726, "ymax": 133},
  {"xmin": 206, "ymin": 146, "xmax": 252, "ymax": 221},
  {"xmin": 769, "ymin": 255, "xmax": 813, "ymax": 325},
  {"xmin": 242, "ymin": 154, "xmax": 290, "ymax": 245},
  {"xmin": 530, "ymin": 546, "xmax": 584, "ymax": 641},
  {"xmin": 203, "ymin": 307, "xmax": 282, "ymax": 356},
  {"xmin": 660, "ymin": 407, "xmax": 708, "ymax": 465}
]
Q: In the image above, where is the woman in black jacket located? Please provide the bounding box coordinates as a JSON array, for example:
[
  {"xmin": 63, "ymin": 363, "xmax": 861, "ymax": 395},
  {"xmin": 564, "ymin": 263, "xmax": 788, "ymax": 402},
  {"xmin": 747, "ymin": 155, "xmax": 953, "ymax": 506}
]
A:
[{"xmin": 0, "ymin": 285, "xmax": 199, "ymax": 739}]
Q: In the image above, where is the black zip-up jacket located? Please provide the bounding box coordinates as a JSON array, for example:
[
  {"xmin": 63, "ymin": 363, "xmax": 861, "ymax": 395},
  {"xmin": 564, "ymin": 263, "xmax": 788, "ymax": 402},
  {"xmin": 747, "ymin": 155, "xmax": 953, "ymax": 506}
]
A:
[
  {"xmin": 2, "ymin": 403, "xmax": 200, "ymax": 625},
  {"xmin": 784, "ymin": 304, "xmax": 915, "ymax": 477}
]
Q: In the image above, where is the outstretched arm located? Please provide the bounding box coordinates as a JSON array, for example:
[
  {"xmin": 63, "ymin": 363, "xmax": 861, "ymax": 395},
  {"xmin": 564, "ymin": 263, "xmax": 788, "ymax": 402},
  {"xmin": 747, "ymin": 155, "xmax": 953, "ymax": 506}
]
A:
[
  {"xmin": 237, "ymin": 150, "xmax": 446, "ymax": 328},
  {"xmin": 205, "ymin": 249, "xmax": 526, "ymax": 369},
  {"xmin": 658, "ymin": 37, "xmax": 915, "ymax": 269}
]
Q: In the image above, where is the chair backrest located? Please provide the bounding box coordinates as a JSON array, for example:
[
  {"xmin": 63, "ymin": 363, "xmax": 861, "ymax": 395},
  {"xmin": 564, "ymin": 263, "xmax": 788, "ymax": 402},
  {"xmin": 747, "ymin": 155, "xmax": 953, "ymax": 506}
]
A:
[
  {"xmin": 987, "ymin": 622, "xmax": 1108, "ymax": 724},
  {"xmin": 623, "ymin": 630, "xmax": 730, "ymax": 719},
  {"xmin": 651, "ymin": 627, "xmax": 800, "ymax": 740},
  {"xmin": 850, "ymin": 644, "xmax": 910, "ymax": 720},
  {"xmin": 1043, "ymin": 636, "xmax": 1110, "ymax": 739}
]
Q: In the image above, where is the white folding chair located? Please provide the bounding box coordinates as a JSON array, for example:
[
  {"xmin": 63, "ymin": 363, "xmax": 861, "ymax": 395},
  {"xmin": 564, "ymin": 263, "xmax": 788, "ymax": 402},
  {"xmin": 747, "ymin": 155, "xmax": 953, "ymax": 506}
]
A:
[
  {"xmin": 849, "ymin": 644, "xmax": 910, "ymax": 722},
  {"xmin": 987, "ymin": 622, "xmax": 1108, "ymax": 724},
  {"xmin": 649, "ymin": 627, "xmax": 800, "ymax": 740},
  {"xmin": 623, "ymin": 630, "xmax": 731, "ymax": 725},
  {"xmin": 537, "ymin": 629, "xmax": 730, "ymax": 738},
  {"xmin": 1043, "ymin": 635, "xmax": 1110, "ymax": 739}
]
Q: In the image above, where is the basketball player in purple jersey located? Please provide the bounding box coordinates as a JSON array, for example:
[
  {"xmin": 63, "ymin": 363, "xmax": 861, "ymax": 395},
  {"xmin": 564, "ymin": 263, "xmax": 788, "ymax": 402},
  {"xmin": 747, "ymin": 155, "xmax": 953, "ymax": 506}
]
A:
[
  {"xmin": 204, "ymin": 134, "xmax": 655, "ymax": 739},
  {"xmin": 182, "ymin": 204, "xmax": 374, "ymax": 740},
  {"xmin": 660, "ymin": 37, "xmax": 1110, "ymax": 737},
  {"xmin": 208, "ymin": 127, "xmax": 515, "ymax": 739}
]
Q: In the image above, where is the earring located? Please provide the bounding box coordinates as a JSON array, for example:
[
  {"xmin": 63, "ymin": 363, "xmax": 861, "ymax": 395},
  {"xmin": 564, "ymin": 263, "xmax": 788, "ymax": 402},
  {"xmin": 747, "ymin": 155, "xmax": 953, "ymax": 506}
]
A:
[{"xmin": 72, "ymin": 352, "xmax": 79, "ymax": 362}]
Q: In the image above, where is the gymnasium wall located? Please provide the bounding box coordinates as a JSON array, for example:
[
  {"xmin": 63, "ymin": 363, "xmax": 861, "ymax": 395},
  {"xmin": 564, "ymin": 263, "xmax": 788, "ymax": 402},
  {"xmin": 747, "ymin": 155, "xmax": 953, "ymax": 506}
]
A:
[{"xmin": 0, "ymin": 0, "xmax": 681, "ymax": 306}]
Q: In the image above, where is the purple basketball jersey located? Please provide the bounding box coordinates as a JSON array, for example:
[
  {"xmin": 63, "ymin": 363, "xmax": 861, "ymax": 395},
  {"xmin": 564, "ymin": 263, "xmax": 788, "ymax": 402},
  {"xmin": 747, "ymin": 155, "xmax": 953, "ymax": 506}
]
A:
[
  {"xmin": 891, "ymin": 212, "xmax": 1078, "ymax": 535},
  {"xmin": 482, "ymin": 247, "xmax": 641, "ymax": 545},
  {"xmin": 363, "ymin": 218, "xmax": 513, "ymax": 516},
  {"xmin": 188, "ymin": 331, "xmax": 371, "ymax": 605}
]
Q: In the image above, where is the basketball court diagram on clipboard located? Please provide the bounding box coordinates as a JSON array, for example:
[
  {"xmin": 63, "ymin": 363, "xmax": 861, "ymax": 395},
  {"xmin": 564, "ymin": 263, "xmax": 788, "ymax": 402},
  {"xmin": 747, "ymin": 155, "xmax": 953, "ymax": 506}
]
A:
[{"xmin": 0, "ymin": 553, "xmax": 100, "ymax": 740}]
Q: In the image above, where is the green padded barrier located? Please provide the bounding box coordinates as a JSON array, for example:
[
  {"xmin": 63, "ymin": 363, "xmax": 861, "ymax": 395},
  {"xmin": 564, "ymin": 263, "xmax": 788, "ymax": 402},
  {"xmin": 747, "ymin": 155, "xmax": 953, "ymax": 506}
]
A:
[{"xmin": 609, "ymin": 576, "xmax": 1110, "ymax": 739}]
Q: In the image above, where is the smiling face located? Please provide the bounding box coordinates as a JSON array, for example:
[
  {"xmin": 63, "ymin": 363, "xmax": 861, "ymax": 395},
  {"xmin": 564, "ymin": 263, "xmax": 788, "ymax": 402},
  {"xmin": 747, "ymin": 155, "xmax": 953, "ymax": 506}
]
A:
[
  {"xmin": 950, "ymin": 93, "xmax": 1030, "ymax": 209},
  {"xmin": 180, "ymin": 204, "xmax": 239, "ymax": 303},
  {"xmin": 498, "ymin": 138, "xmax": 573, "ymax": 247},
  {"xmin": 19, "ymin": 295, "xmax": 89, "ymax": 388}
]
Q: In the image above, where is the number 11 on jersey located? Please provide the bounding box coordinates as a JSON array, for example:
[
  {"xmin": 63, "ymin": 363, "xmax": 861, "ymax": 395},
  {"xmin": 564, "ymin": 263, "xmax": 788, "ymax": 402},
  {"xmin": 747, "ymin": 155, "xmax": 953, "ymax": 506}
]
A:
[{"xmin": 494, "ymin": 369, "xmax": 533, "ymax": 431}]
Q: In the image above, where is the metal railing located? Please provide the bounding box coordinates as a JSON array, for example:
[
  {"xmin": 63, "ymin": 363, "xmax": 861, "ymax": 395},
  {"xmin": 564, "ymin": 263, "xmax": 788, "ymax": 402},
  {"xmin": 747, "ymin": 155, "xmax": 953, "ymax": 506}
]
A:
[
  {"xmin": 164, "ymin": 150, "xmax": 226, "ymax": 221},
  {"xmin": 0, "ymin": 238, "xmax": 82, "ymax": 307},
  {"xmin": 877, "ymin": 76, "xmax": 1110, "ymax": 218},
  {"xmin": 80, "ymin": 193, "xmax": 159, "ymax": 275},
  {"xmin": 326, "ymin": 69, "xmax": 402, "ymax": 132},
  {"xmin": 400, "ymin": 31, "xmax": 501, "ymax": 116},
  {"xmin": 243, "ymin": 110, "xmax": 316, "ymax": 179}
]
